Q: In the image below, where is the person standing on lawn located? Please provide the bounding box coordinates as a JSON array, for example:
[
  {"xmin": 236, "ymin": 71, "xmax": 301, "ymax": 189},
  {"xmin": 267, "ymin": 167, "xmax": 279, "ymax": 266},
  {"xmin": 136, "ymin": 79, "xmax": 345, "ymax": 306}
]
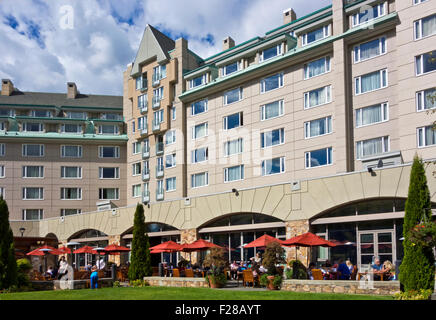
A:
[{"xmin": 90, "ymin": 266, "xmax": 98, "ymax": 289}]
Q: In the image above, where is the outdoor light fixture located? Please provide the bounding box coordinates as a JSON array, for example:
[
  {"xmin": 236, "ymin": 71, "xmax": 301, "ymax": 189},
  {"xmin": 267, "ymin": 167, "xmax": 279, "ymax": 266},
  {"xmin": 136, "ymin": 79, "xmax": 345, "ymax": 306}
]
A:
[
  {"xmin": 232, "ymin": 188, "xmax": 239, "ymax": 196},
  {"xmin": 19, "ymin": 227, "xmax": 26, "ymax": 237},
  {"xmin": 367, "ymin": 167, "xmax": 373, "ymax": 173}
]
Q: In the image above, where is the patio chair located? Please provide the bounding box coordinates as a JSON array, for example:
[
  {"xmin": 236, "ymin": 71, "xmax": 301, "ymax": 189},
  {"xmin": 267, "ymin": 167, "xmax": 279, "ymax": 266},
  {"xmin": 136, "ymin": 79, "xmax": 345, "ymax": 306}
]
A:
[
  {"xmin": 311, "ymin": 269, "xmax": 323, "ymax": 280},
  {"xmin": 185, "ymin": 269, "xmax": 194, "ymax": 277},
  {"xmin": 173, "ymin": 268, "xmax": 180, "ymax": 277},
  {"xmin": 242, "ymin": 270, "xmax": 256, "ymax": 287}
]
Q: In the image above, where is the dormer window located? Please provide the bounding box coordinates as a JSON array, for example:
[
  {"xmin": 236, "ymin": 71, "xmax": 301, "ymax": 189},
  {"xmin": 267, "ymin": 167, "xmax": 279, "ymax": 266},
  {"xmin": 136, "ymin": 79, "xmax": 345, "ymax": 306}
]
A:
[
  {"xmin": 301, "ymin": 25, "xmax": 331, "ymax": 46},
  {"xmin": 351, "ymin": 2, "xmax": 386, "ymax": 28},
  {"xmin": 153, "ymin": 65, "xmax": 167, "ymax": 84},
  {"xmin": 259, "ymin": 44, "xmax": 282, "ymax": 62},
  {"xmin": 136, "ymin": 73, "xmax": 147, "ymax": 90},
  {"xmin": 61, "ymin": 123, "xmax": 82, "ymax": 134},
  {"xmin": 0, "ymin": 109, "xmax": 15, "ymax": 117},
  {"xmin": 66, "ymin": 111, "xmax": 87, "ymax": 119},
  {"xmin": 222, "ymin": 61, "xmax": 242, "ymax": 76},
  {"xmin": 100, "ymin": 113, "xmax": 122, "ymax": 120},
  {"xmin": 23, "ymin": 123, "xmax": 44, "ymax": 132},
  {"xmin": 190, "ymin": 74, "xmax": 207, "ymax": 89},
  {"xmin": 30, "ymin": 110, "xmax": 52, "ymax": 118}
]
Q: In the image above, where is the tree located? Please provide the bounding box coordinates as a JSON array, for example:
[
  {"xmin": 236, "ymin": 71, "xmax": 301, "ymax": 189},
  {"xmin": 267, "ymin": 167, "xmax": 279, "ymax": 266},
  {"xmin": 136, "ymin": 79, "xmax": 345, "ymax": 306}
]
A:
[
  {"xmin": 399, "ymin": 156, "xmax": 435, "ymax": 292},
  {"xmin": 0, "ymin": 197, "xmax": 17, "ymax": 290},
  {"xmin": 128, "ymin": 203, "xmax": 152, "ymax": 281}
]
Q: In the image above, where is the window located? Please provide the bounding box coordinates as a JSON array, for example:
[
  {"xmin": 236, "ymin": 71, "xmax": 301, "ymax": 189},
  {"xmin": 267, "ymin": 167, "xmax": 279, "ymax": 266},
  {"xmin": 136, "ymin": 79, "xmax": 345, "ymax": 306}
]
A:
[
  {"xmin": 191, "ymin": 172, "xmax": 208, "ymax": 188},
  {"xmin": 223, "ymin": 112, "xmax": 243, "ymax": 130},
  {"xmin": 61, "ymin": 209, "xmax": 82, "ymax": 217},
  {"xmin": 98, "ymin": 167, "xmax": 120, "ymax": 179},
  {"xmin": 260, "ymin": 73, "xmax": 283, "ymax": 93},
  {"xmin": 192, "ymin": 147, "xmax": 208, "ymax": 163},
  {"xmin": 61, "ymin": 166, "xmax": 82, "ymax": 179},
  {"xmin": 22, "ymin": 209, "xmax": 43, "ymax": 221},
  {"xmin": 132, "ymin": 162, "xmax": 141, "ymax": 176},
  {"xmin": 138, "ymin": 94, "xmax": 147, "ymax": 110},
  {"xmin": 261, "ymin": 128, "xmax": 285, "ymax": 147},
  {"xmin": 100, "ymin": 113, "xmax": 122, "ymax": 120},
  {"xmin": 190, "ymin": 74, "xmax": 207, "ymax": 89},
  {"xmin": 0, "ymin": 144, "xmax": 4, "ymax": 156},
  {"xmin": 262, "ymin": 157, "xmax": 285, "ymax": 176},
  {"xmin": 260, "ymin": 100, "xmax": 284, "ymax": 120},
  {"xmin": 157, "ymin": 180, "xmax": 164, "ymax": 196},
  {"xmin": 61, "ymin": 124, "xmax": 82, "ymax": 134},
  {"xmin": 153, "ymin": 109, "xmax": 164, "ymax": 124},
  {"xmin": 138, "ymin": 116, "xmax": 147, "ymax": 131},
  {"xmin": 417, "ymin": 126, "xmax": 436, "ymax": 147},
  {"xmin": 0, "ymin": 165, "xmax": 4, "ymax": 178},
  {"xmin": 143, "ymin": 161, "xmax": 150, "ymax": 175},
  {"xmin": 22, "ymin": 144, "xmax": 44, "ymax": 157},
  {"xmin": 0, "ymin": 109, "xmax": 14, "ymax": 117},
  {"xmin": 0, "ymin": 187, "xmax": 4, "ymax": 198},
  {"xmin": 224, "ymin": 138, "xmax": 243, "ymax": 156},
  {"xmin": 153, "ymin": 64, "xmax": 167, "ymax": 82},
  {"xmin": 132, "ymin": 142, "xmax": 141, "ymax": 155},
  {"xmin": 304, "ymin": 86, "xmax": 332, "ymax": 108},
  {"xmin": 224, "ymin": 165, "xmax": 244, "ymax": 182},
  {"xmin": 356, "ymin": 136, "xmax": 389, "ymax": 159},
  {"xmin": 98, "ymin": 146, "xmax": 120, "ymax": 158},
  {"xmin": 165, "ymin": 130, "xmax": 176, "ymax": 145},
  {"xmin": 356, "ymin": 103, "xmax": 389, "ymax": 127},
  {"xmin": 222, "ymin": 61, "xmax": 241, "ymax": 76},
  {"xmin": 153, "ymin": 86, "xmax": 164, "ymax": 100},
  {"xmin": 415, "ymin": 14, "xmax": 436, "ymax": 40},
  {"xmin": 166, "ymin": 153, "xmax": 176, "ymax": 169},
  {"xmin": 22, "ymin": 123, "xmax": 44, "ymax": 132},
  {"xmin": 23, "ymin": 187, "xmax": 43, "ymax": 200},
  {"xmin": 99, "ymin": 188, "xmax": 119, "ymax": 200},
  {"xmin": 416, "ymin": 50, "xmax": 436, "ymax": 75},
  {"xmin": 157, "ymin": 157, "xmax": 164, "ymax": 172},
  {"xmin": 66, "ymin": 111, "xmax": 87, "ymax": 119},
  {"xmin": 305, "ymin": 117, "xmax": 332, "ymax": 138},
  {"xmin": 171, "ymin": 107, "xmax": 176, "ymax": 120},
  {"xmin": 304, "ymin": 56, "xmax": 331, "ymax": 79},
  {"xmin": 143, "ymin": 139, "xmax": 150, "ymax": 154},
  {"xmin": 260, "ymin": 44, "xmax": 282, "ymax": 62},
  {"xmin": 166, "ymin": 177, "xmax": 176, "ymax": 192},
  {"xmin": 355, "ymin": 69, "xmax": 387, "ymax": 95},
  {"xmin": 191, "ymin": 99, "xmax": 208, "ymax": 116},
  {"xmin": 223, "ymin": 87, "xmax": 243, "ymax": 105},
  {"xmin": 416, "ymin": 88, "xmax": 436, "ymax": 111},
  {"xmin": 351, "ymin": 2, "xmax": 386, "ymax": 27},
  {"xmin": 414, "ymin": 0, "xmax": 428, "ymax": 4},
  {"xmin": 302, "ymin": 25, "xmax": 331, "ymax": 46},
  {"xmin": 305, "ymin": 147, "xmax": 333, "ymax": 168},
  {"xmin": 132, "ymin": 184, "xmax": 141, "ymax": 198},
  {"xmin": 0, "ymin": 122, "xmax": 4, "ymax": 131},
  {"xmin": 61, "ymin": 145, "xmax": 82, "ymax": 158},
  {"xmin": 98, "ymin": 125, "xmax": 119, "ymax": 135},
  {"xmin": 30, "ymin": 110, "xmax": 51, "ymax": 118},
  {"xmin": 61, "ymin": 188, "xmax": 82, "ymax": 200},
  {"xmin": 22, "ymin": 166, "xmax": 44, "ymax": 178},
  {"xmin": 136, "ymin": 74, "xmax": 147, "ymax": 90},
  {"xmin": 192, "ymin": 123, "xmax": 208, "ymax": 139},
  {"xmin": 353, "ymin": 37, "xmax": 386, "ymax": 63}
]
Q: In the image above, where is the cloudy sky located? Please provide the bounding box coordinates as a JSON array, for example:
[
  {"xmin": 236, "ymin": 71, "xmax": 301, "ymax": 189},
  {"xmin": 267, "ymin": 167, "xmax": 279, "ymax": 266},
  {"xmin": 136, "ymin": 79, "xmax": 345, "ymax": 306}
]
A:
[{"xmin": 0, "ymin": 0, "xmax": 331, "ymax": 96}]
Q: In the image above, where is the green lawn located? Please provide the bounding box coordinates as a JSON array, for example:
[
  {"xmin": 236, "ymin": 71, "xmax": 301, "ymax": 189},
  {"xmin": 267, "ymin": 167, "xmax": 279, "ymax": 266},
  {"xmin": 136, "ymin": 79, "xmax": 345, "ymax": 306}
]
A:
[{"xmin": 0, "ymin": 286, "xmax": 393, "ymax": 300}]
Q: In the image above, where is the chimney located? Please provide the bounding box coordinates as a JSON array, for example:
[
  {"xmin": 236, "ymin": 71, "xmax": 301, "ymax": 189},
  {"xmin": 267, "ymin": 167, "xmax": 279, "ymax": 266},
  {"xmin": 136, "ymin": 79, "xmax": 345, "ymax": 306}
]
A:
[
  {"xmin": 283, "ymin": 8, "xmax": 297, "ymax": 25},
  {"xmin": 1, "ymin": 79, "xmax": 14, "ymax": 96},
  {"xmin": 223, "ymin": 36, "xmax": 235, "ymax": 51},
  {"xmin": 67, "ymin": 82, "xmax": 78, "ymax": 99}
]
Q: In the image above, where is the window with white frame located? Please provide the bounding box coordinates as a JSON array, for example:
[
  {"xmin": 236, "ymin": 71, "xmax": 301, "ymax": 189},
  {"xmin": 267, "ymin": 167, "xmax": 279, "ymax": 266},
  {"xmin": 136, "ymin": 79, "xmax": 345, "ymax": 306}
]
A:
[
  {"xmin": 356, "ymin": 103, "xmax": 389, "ymax": 127},
  {"xmin": 138, "ymin": 94, "xmax": 147, "ymax": 110},
  {"xmin": 0, "ymin": 109, "xmax": 15, "ymax": 117},
  {"xmin": 136, "ymin": 75, "xmax": 143, "ymax": 90},
  {"xmin": 305, "ymin": 147, "xmax": 333, "ymax": 168},
  {"xmin": 166, "ymin": 177, "xmax": 176, "ymax": 192},
  {"xmin": 165, "ymin": 153, "xmax": 176, "ymax": 169},
  {"xmin": 353, "ymin": 37, "xmax": 386, "ymax": 63},
  {"xmin": 260, "ymin": 73, "xmax": 283, "ymax": 93},
  {"xmin": 153, "ymin": 64, "xmax": 167, "ymax": 81},
  {"xmin": 304, "ymin": 117, "xmax": 332, "ymax": 138},
  {"xmin": 99, "ymin": 188, "xmax": 119, "ymax": 200},
  {"xmin": 157, "ymin": 157, "xmax": 164, "ymax": 172},
  {"xmin": 417, "ymin": 126, "xmax": 436, "ymax": 147},
  {"xmin": 98, "ymin": 125, "xmax": 119, "ymax": 135},
  {"xmin": 190, "ymin": 74, "xmax": 207, "ymax": 89},
  {"xmin": 138, "ymin": 116, "xmax": 146, "ymax": 131},
  {"xmin": 61, "ymin": 209, "xmax": 82, "ymax": 217},
  {"xmin": 171, "ymin": 107, "xmax": 176, "ymax": 120},
  {"xmin": 30, "ymin": 110, "xmax": 52, "ymax": 118},
  {"xmin": 132, "ymin": 184, "xmax": 141, "ymax": 198},
  {"xmin": 414, "ymin": 0, "xmax": 428, "ymax": 4},
  {"xmin": 261, "ymin": 128, "xmax": 285, "ymax": 148},
  {"xmin": 157, "ymin": 180, "xmax": 164, "ymax": 195},
  {"xmin": 262, "ymin": 157, "xmax": 285, "ymax": 176},
  {"xmin": 61, "ymin": 145, "xmax": 82, "ymax": 158},
  {"xmin": 98, "ymin": 167, "xmax": 119, "ymax": 179},
  {"xmin": 414, "ymin": 14, "xmax": 436, "ymax": 40},
  {"xmin": 153, "ymin": 86, "xmax": 164, "ymax": 100},
  {"xmin": 153, "ymin": 109, "xmax": 164, "ymax": 124},
  {"xmin": 191, "ymin": 172, "xmax": 208, "ymax": 188},
  {"xmin": 22, "ymin": 209, "xmax": 43, "ymax": 221},
  {"xmin": 192, "ymin": 147, "xmax": 208, "ymax": 163},
  {"xmin": 192, "ymin": 122, "xmax": 208, "ymax": 139},
  {"xmin": 416, "ymin": 88, "xmax": 436, "ymax": 111},
  {"xmin": 60, "ymin": 188, "xmax": 82, "ymax": 200},
  {"xmin": 165, "ymin": 130, "xmax": 176, "ymax": 145},
  {"xmin": 302, "ymin": 25, "xmax": 331, "ymax": 46},
  {"xmin": 66, "ymin": 111, "xmax": 87, "ymax": 119},
  {"xmin": 0, "ymin": 144, "xmax": 4, "ymax": 156},
  {"xmin": 223, "ymin": 112, "xmax": 243, "ymax": 130},
  {"xmin": 304, "ymin": 56, "xmax": 331, "ymax": 79},
  {"xmin": 224, "ymin": 165, "xmax": 244, "ymax": 182},
  {"xmin": 132, "ymin": 162, "xmax": 141, "ymax": 176},
  {"xmin": 100, "ymin": 113, "xmax": 122, "ymax": 120},
  {"xmin": 416, "ymin": 50, "xmax": 436, "ymax": 75},
  {"xmin": 223, "ymin": 87, "xmax": 243, "ymax": 105},
  {"xmin": 143, "ymin": 160, "xmax": 150, "ymax": 175},
  {"xmin": 98, "ymin": 146, "xmax": 120, "ymax": 158},
  {"xmin": 304, "ymin": 86, "xmax": 332, "ymax": 108},
  {"xmin": 61, "ymin": 166, "xmax": 82, "ymax": 179},
  {"xmin": 351, "ymin": 2, "xmax": 386, "ymax": 27},
  {"xmin": 191, "ymin": 99, "xmax": 208, "ymax": 116},
  {"xmin": 132, "ymin": 121, "xmax": 135, "ymax": 133},
  {"xmin": 23, "ymin": 187, "xmax": 43, "ymax": 200},
  {"xmin": 260, "ymin": 44, "xmax": 283, "ymax": 62},
  {"xmin": 133, "ymin": 142, "xmax": 141, "ymax": 155},
  {"xmin": 22, "ymin": 166, "xmax": 44, "ymax": 178},
  {"xmin": 222, "ymin": 61, "xmax": 242, "ymax": 76},
  {"xmin": 0, "ymin": 165, "xmax": 4, "ymax": 178},
  {"xmin": 355, "ymin": 69, "xmax": 387, "ymax": 95},
  {"xmin": 22, "ymin": 122, "xmax": 44, "ymax": 132},
  {"xmin": 356, "ymin": 136, "xmax": 389, "ymax": 159},
  {"xmin": 224, "ymin": 138, "xmax": 243, "ymax": 156},
  {"xmin": 261, "ymin": 100, "xmax": 284, "ymax": 121},
  {"xmin": 22, "ymin": 144, "xmax": 44, "ymax": 157},
  {"xmin": 61, "ymin": 123, "xmax": 82, "ymax": 134}
]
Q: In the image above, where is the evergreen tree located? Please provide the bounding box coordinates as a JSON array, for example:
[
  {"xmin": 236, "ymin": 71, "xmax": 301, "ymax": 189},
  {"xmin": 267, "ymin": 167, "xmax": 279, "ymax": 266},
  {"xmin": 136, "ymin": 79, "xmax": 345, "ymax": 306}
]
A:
[
  {"xmin": 128, "ymin": 203, "xmax": 152, "ymax": 281},
  {"xmin": 0, "ymin": 197, "xmax": 17, "ymax": 290},
  {"xmin": 399, "ymin": 156, "xmax": 435, "ymax": 292}
]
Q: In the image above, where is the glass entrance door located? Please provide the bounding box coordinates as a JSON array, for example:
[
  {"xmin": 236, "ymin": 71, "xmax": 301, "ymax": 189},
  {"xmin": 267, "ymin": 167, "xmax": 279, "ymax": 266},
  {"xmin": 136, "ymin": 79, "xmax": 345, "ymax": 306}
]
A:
[{"xmin": 358, "ymin": 230, "xmax": 395, "ymax": 266}]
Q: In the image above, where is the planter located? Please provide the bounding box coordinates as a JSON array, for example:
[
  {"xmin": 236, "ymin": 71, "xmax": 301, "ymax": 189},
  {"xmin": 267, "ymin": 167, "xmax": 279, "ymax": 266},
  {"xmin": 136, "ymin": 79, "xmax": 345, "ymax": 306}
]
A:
[
  {"xmin": 267, "ymin": 275, "xmax": 279, "ymax": 290},
  {"xmin": 209, "ymin": 281, "xmax": 223, "ymax": 289}
]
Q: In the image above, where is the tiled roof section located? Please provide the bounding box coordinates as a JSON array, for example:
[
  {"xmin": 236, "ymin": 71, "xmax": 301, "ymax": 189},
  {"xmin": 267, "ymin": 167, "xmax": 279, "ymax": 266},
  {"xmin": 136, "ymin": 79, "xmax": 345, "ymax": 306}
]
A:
[
  {"xmin": 148, "ymin": 25, "xmax": 175, "ymax": 56},
  {"xmin": 0, "ymin": 91, "xmax": 123, "ymax": 109}
]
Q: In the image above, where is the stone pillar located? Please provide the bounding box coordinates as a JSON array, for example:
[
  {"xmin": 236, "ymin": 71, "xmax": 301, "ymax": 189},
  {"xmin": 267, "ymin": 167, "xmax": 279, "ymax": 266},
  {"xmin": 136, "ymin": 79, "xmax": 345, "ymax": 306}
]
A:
[
  {"xmin": 285, "ymin": 220, "xmax": 310, "ymax": 267},
  {"xmin": 108, "ymin": 235, "xmax": 121, "ymax": 266},
  {"xmin": 180, "ymin": 228, "xmax": 197, "ymax": 264}
]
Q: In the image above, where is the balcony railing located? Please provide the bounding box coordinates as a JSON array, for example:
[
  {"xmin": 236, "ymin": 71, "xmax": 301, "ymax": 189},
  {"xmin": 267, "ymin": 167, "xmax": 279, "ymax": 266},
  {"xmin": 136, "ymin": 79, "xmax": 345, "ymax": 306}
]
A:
[
  {"xmin": 139, "ymin": 102, "xmax": 148, "ymax": 114},
  {"xmin": 155, "ymin": 142, "xmax": 164, "ymax": 155},
  {"xmin": 156, "ymin": 188, "xmax": 164, "ymax": 201},
  {"xmin": 142, "ymin": 169, "xmax": 150, "ymax": 181},
  {"xmin": 152, "ymin": 119, "xmax": 161, "ymax": 132},
  {"xmin": 140, "ymin": 126, "xmax": 148, "ymax": 136},
  {"xmin": 142, "ymin": 190, "xmax": 150, "ymax": 203},
  {"xmin": 152, "ymin": 96, "xmax": 161, "ymax": 109},
  {"xmin": 156, "ymin": 165, "xmax": 164, "ymax": 178},
  {"xmin": 152, "ymin": 73, "xmax": 162, "ymax": 87},
  {"xmin": 142, "ymin": 146, "xmax": 150, "ymax": 159}
]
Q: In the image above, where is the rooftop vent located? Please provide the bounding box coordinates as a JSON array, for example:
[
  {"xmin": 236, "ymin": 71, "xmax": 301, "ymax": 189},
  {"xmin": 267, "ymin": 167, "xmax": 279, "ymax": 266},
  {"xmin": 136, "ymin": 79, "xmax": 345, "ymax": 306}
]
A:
[
  {"xmin": 223, "ymin": 36, "xmax": 235, "ymax": 51},
  {"xmin": 67, "ymin": 82, "xmax": 78, "ymax": 99},
  {"xmin": 283, "ymin": 8, "xmax": 297, "ymax": 25},
  {"xmin": 1, "ymin": 79, "xmax": 14, "ymax": 96}
]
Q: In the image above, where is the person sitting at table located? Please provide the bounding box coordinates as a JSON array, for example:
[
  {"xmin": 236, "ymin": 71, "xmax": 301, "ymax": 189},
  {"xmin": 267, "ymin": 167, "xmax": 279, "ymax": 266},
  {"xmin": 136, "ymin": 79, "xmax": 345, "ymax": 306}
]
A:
[
  {"xmin": 346, "ymin": 260, "xmax": 353, "ymax": 273},
  {"xmin": 307, "ymin": 262, "xmax": 316, "ymax": 280},
  {"xmin": 230, "ymin": 261, "xmax": 239, "ymax": 280},
  {"xmin": 382, "ymin": 260, "xmax": 396, "ymax": 280},
  {"xmin": 46, "ymin": 266, "xmax": 54, "ymax": 278},
  {"xmin": 337, "ymin": 259, "xmax": 351, "ymax": 280},
  {"xmin": 237, "ymin": 261, "xmax": 246, "ymax": 272},
  {"xmin": 252, "ymin": 265, "xmax": 260, "ymax": 282},
  {"xmin": 371, "ymin": 258, "xmax": 385, "ymax": 280}
]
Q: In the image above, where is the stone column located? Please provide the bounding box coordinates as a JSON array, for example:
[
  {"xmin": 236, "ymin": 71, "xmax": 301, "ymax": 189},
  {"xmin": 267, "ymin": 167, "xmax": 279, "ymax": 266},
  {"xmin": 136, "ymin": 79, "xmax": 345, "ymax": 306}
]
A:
[
  {"xmin": 285, "ymin": 220, "xmax": 310, "ymax": 267},
  {"xmin": 108, "ymin": 235, "xmax": 121, "ymax": 266},
  {"xmin": 180, "ymin": 228, "xmax": 197, "ymax": 264}
]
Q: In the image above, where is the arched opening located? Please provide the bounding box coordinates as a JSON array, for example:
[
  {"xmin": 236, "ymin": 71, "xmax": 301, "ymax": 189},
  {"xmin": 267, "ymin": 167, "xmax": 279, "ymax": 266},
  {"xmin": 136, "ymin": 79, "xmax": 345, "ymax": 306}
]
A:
[{"xmin": 68, "ymin": 229, "xmax": 109, "ymax": 269}]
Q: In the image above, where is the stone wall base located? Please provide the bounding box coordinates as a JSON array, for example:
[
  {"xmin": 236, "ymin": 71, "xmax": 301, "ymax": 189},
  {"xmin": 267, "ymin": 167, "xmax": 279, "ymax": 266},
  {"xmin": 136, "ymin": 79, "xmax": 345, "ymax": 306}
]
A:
[
  {"xmin": 29, "ymin": 278, "xmax": 114, "ymax": 291},
  {"xmin": 144, "ymin": 276, "xmax": 209, "ymax": 288}
]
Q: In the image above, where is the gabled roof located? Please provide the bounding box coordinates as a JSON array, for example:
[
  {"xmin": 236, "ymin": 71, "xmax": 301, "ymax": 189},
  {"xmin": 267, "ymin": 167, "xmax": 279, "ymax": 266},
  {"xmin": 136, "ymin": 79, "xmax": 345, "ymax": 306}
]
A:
[{"xmin": 130, "ymin": 24, "xmax": 175, "ymax": 76}]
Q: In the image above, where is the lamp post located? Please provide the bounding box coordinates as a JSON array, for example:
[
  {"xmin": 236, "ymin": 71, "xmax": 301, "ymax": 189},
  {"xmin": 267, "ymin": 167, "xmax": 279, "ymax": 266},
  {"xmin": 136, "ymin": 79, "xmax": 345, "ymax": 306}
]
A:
[
  {"xmin": 66, "ymin": 241, "xmax": 81, "ymax": 270},
  {"xmin": 19, "ymin": 227, "xmax": 26, "ymax": 237}
]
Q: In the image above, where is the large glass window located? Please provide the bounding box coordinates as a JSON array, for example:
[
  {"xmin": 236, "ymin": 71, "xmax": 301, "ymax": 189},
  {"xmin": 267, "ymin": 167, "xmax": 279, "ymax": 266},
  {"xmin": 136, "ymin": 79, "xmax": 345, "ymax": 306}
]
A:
[
  {"xmin": 191, "ymin": 172, "xmax": 208, "ymax": 188},
  {"xmin": 417, "ymin": 125, "xmax": 436, "ymax": 147},
  {"xmin": 30, "ymin": 110, "xmax": 52, "ymax": 118},
  {"xmin": 22, "ymin": 209, "xmax": 43, "ymax": 221},
  {"xmin": 22, "ymin": 166, "xmax": 44, "ymax": 178},
  {"xmin": 261, "ymin": 128, "xmax": 284, "ymax": 147},
  {"xmin": 416, "ymin": 88, "xmax": 436, "ymax": 111},
  {"xmin": 260, "ymin": 73, "xmax": 283, "ymax": 93},
  {"xmin": 132, "ymin": 162, "xmax": 141, "ymax": 176},
  {"xmin": 261, "ymin": 157, "xmax": 285, "ymax": 176},
  {"xmin": 305, "ymin": 147, "xmax": 333, "ymax": 168},
  {"xmin": 190, "ymin": 74, "xmax": 207, "ymax": 89},
  {"xmin": 356, "ymin": 136, "xmax": 389, "ymax": 159},
  {"xmin": 61, "ymin": 188, "xmax": 82, "ymax": 200},
  {"xmin": 99, "ymin": 167, "xmax": 119, "ymax": 179},
  {"xmin": 165, "ymin": 130, "xmax": 176, "ymax": 145},
  {"xmin": 98, "ymin": 146, "xmax": 120, "ymax": 158},
  {"xmin": 414, "ymin": 14, "xmax": 436, "ymax": 40},
  {"xmin": 224, "ymin": 165, "xmax": 244, "ymax": 182},
  {"xmin": 166, "ymin": 153, "xmax": 176, "ymax": 169},
  {"xmin": 356, "ymin": 103, "xmax": 389, "ymax": 127},
  {"xmin": 304, "ymin": 86, "xmax": 332, "ymax": 108},
  {"xmin": 223, "ymin": 112, "xmax": 243, "ymax": 130},
  {"xmin": 61, "ymin": 124, "xmax": 82, "ymax": 134},
  {"xmin": 260, "ymin": 100, "xmax": 284, "ymax": 121},
  {"xmin": 22, "ymin": 144, "xmax": 44, "ymax": 157},
  {"xmin": 23, "ymin": 123, "xmax": 44, "ymax": 132},
  {"xmin": 260, "ymin": 44, "xmax": 282, "ymax": 62},
  {"xmin": 416, "ymin": 50, "xmax": 436, "ymax": 75},
  {"xmin": 353, "ymin": 37, "xmax": 386, "ymax": 63},
  {"xmin": 224, "ymin": 138, "xmax": 243, "ymax": 156},
  {"xmin": 61, "ymin": 145, "xmax": 82, "ymax": 158},
  {"xmin": 192, "ymin": 147, "xmax": 208, "ymax": 163},
  {"xmin": 66, "ymin": 111, "xmax": 87, "ymax": 119},
  {"xmin": 61, "ymin": 166, "xmax": 82, "ymax": 179},
  {"xmin": 222, "ymin": 61, "xmax": 241, "ymax": 76},
  {"xmin": 22, "ymin": 187, "xmax": 43, "ymax": 200},
  {"xmin": 166, "ymin": 177, "xmax": 176, "ymax": 192},
  {"xmin": 99, "ymin": 188, "xmax": 119, "ymax": 200},
  {"xmin": 138, "ymin": 94, "xmax": 147, "ymax": 110},
  {"xmin": 304, "ymin": 56, "xmax": 331, "ymax": 79},
  {"xmin": 302, "ymin": 25, "xmax": 330, "ymax": 46},
  {"xmin": 304, "ymin": 117, "xmax": 332, "ymax": 138},
  {"xmin": 132, "ymin": 184, "xmax": 141, "ymax": 198},
  {"xmin": 223, "ymin": 88, "xmax": 242, "ymax": 105},
  {"xmin": 191, "ymin": 99, "xmax": 208, "ymax": 116},
  {"xmin": 351, "ymin": 2, "xmax": 386, "ymax": 27},
  {"xmin": 355, "ymin": 69, "xmax": 387, "ymax": 95},
  {"xmin": 192, "ymin": 122, "xmax": 208, "ymax": 139}
]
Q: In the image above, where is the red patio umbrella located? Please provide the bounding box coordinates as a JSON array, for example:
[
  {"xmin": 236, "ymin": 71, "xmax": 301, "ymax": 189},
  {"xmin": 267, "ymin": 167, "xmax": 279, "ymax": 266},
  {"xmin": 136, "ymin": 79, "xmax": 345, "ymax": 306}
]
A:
[
  {"xmin": 57, "ymin": 247, "xmax": 72, "ymax": 254},
  {"xmin": 180, "ymin": 239, "xmax": 221, "ymax": 252},
  {"xmin": 104, "ymin": 244, "xmax": 131, "ymax": 253},
  {"xmin": 26, "ymin": 245, "xmax": 63, "ymax": 256},
  {"xmin": 244, "ymin": 234, "xmax": 284, "ymax": 249},
  {"xmin": 150, "ymin": 240, "xmax": 182, "ymax": 252},
  {"xmin": 73, "ymin": 246, "xmax": 96, "ymax": 254}
]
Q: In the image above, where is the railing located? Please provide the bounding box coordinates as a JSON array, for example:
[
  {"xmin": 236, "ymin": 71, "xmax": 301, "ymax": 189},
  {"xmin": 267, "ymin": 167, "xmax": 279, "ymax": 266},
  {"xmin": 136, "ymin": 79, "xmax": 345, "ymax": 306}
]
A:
[
  {"xmin": 152, "ymin": 73, "xmax": 162, "ymax": 87},
  {"xmin": 140, "ymin": 126, "xmax": 148, "ymax": 136},
  {"xmin": 139, "ymin": 102, "xmax": 148, "ymax": 114},
  {"xmin": 142, "ymin": 146, "xmax": 150, "ymax": 159},
  {"xmin": 152, "ymin": 119, "xmax": 161, "ymax": 132},
  {"xmin": 155, "ymin": 142, "xmax": 164, "ymax": 155},
  {"xmin": 142, "ymin": 170, "xmax": 150, "ymax": 181},
  {"xmin": 152, "ymin": 96, "xmax": 161, "ymax": 109},
  {"xmin": 142, "ymin": 190, "xmax": 150, "ymax": 203},
  {"xmin": 156, "ymin": 165, "xmax": 164, "ymax": 178},
  {"xmin": 156, "ymin": 188, "xmax": 164, "ymax": 201}
]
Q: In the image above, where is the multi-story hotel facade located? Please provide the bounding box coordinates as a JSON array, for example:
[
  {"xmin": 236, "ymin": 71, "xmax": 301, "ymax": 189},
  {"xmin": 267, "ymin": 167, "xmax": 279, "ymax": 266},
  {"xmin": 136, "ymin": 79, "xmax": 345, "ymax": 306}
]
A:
[{"xmin": 7, "ymin": 0, "xmax": 436, "ymax": 267}]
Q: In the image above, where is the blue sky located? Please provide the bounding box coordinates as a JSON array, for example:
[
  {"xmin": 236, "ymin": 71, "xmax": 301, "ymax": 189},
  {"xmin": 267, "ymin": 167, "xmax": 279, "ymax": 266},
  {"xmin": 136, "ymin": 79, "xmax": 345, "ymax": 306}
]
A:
[{"xmin": 0, "ymin": 0, "xmax": 331, "ymax": 96}]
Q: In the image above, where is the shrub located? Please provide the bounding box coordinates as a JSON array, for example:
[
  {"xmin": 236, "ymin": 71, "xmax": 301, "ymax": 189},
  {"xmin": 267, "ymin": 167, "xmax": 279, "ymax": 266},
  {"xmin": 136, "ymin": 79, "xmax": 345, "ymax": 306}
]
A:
[
  {"xmin": 113, "ymin": 281, "xmax": 121, "ymax": 288},
  {"xmin": 205, "ymin": 273, "xmax": 226, "ymax": 286},
  {"xmin": 0, "ymin": 197, "xmax": 17, "ymax": 290},
  {"xmin": 16, "ymin": 258, "xmax": 32, "ymax": 288},
  {"xmin": 262, "ymin": 242, "xmax": 286, "ymax": 275},
  {"xmin": 129, "ymin": 279, "xmax": 150, "ymax": 287},
  {"xmin": 394, "ymin": 289, "xmax": 433, "ymax": 300},
  {"xmin": 287, "ymin": 260, "xmax": 308, "ymax": 279}
]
